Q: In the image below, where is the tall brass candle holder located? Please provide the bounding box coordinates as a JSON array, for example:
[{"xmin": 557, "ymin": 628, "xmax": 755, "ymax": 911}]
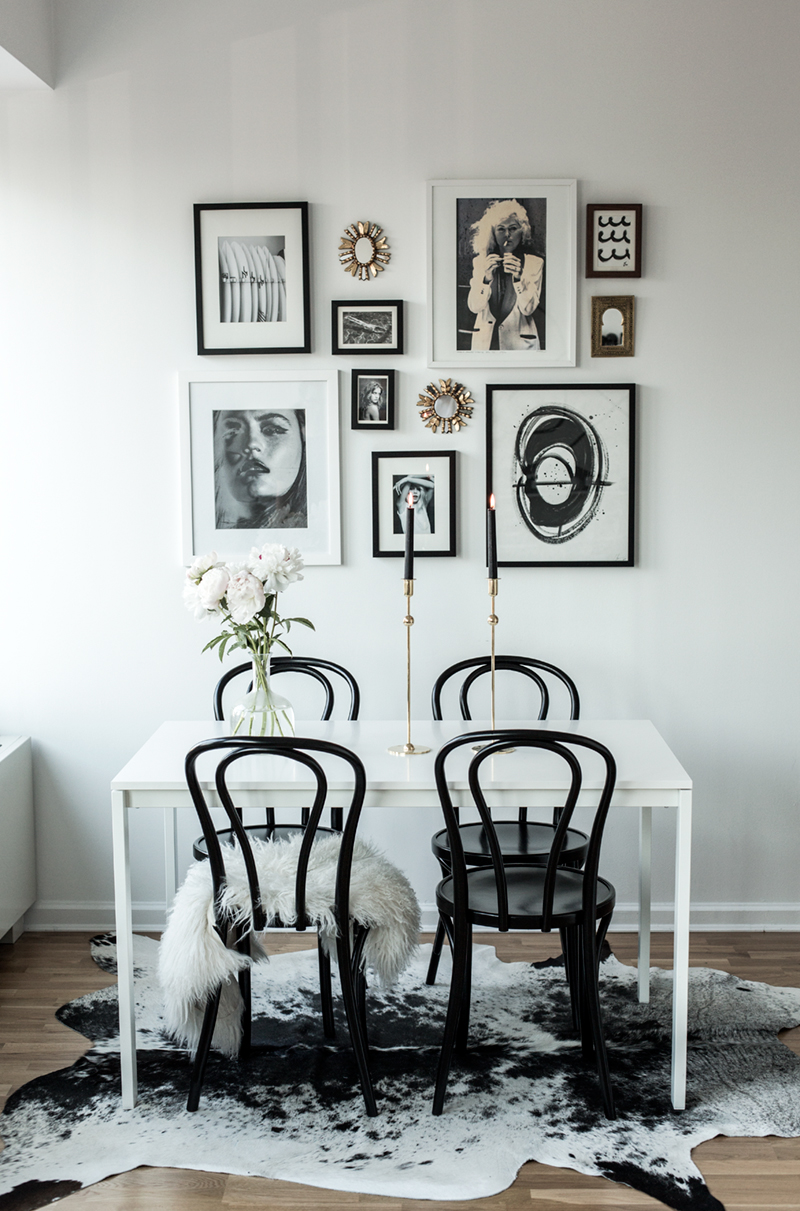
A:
[
  {"xmin": 388, "ymin": 579, "xmax": 430, "ymax": 756},
  {"xmin": 474, "ymin": 576, "xmax": 513, "ymax": 752}
]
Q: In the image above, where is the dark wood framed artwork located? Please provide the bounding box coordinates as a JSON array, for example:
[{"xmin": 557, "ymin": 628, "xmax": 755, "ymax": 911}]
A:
[
  {"xmin": 193, "ymin": 202, "xmax": 311, "ymax": 355},
  {"xmin": 486, "ymin": 383, "xmax": 635, "ymax": 566},
  {"xmin": 371, "ymin": 449, "xmax": 456, "ymax": 558},
  {"xmin": 331, "ymin": 300, "xmax": 404, "ymax": 355},
  {"xmin": 351, "ymin": 369, "xmax": 396, "ymax": 430},
  {"xmin": 585, "ymin": 204, "xmax": 642, "ymax": 278}
]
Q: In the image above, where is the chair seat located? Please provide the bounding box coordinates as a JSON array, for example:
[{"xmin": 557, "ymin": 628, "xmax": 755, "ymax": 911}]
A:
[
  {"xmin": 432, "ymin": 821, "xmax": 589, "ymax": 868},
  {"xmin": 192, "ymin": 824, "xmax": 336, "ymax": 863},
  {"xmin": 436, "ymin": 864, "xmax": 616, "ymax": 929}
]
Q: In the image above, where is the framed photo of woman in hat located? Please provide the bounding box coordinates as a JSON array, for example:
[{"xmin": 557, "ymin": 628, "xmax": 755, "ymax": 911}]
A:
[{"xmin": 371, "ymin": 450, "xmax": 456, "ymax": 558}]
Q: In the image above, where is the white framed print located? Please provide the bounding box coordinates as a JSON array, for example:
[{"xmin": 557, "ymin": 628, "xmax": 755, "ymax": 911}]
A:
[
  {"xmin": 180, "ymin": 371, "xmax": 340, "ymax": 566},
  {"xmin": 427, "ymin": 178, "xmax": 577, "ymax": 369}
]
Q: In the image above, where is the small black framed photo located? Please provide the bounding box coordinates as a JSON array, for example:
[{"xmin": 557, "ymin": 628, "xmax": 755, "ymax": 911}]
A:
[
  {"xmin": 371, "ymin": 450, "xmax": 456, "ymax": 558},
  {"xmin": 591, "ymin": 295, "xmax": 635, "ymax": 357},
  {"xmin": 586, "ymin": 204, "xmax": 642, "ymax": 278},
  {"xmin": 332, "ymin": 300, "xmax": 404, "ymax": 355},
  {"xmin": 486, "ymin": 383, "xmax": 635, "ymax": 567},
  {"xmin": 351, "ymin": 370, "xmax": 396, "ymax": 430},
  {"xmin": 193, "ymin": 202, "xmax": 311, "ymax": 355}
]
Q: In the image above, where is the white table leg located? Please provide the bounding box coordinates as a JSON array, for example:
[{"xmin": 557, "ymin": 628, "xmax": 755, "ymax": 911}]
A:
[
  {"xmin": 638, "ymin": 805, "xmax": 652, "ymax": 1002},
  {"xmin": 671, "ymin": 788, "xmax": 693, "ymax": 1110},
  {"xmin": 112, "ymin": 789, "xmax": 137, "ymax": 1108},
  {"xmin": 164, "ymin": 807, "xmax": 179, "ymax": 909}
]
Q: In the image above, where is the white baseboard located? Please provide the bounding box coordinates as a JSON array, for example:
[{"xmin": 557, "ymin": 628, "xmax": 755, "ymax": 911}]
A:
[{"xmin": 23, "ymin": 900, "xmax": 800, "ymax": 935}]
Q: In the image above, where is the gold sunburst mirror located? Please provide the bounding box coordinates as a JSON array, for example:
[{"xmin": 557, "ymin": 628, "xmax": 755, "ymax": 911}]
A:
[
  {"xmin": 338, "ymin": 221, "xmax": 391, "ymax": 280},
  {"xmin": 416, "ymin": 378, "xmax": 474, "ymax": 435}
]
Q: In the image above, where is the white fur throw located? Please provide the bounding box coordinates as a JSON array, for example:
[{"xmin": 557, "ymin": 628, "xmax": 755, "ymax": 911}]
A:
[{"xmin": 159, "ymin": 832, "xmax": 420, "ymax": 1056}]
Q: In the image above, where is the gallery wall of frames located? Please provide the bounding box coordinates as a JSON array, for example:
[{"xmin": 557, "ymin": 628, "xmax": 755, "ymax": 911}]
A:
[{"xmin": 187, "ymin": 187, "xmax": 641, "ymax": 575}]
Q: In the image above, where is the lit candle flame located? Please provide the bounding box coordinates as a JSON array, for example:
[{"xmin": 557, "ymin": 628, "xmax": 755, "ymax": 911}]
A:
[
  {"xmin": 407, "ymin": 491, "xmax": 414, "ymax": 508},
  {"xmin": 489, "ymin": 493, "xmax": 496, "ymax": 509}
]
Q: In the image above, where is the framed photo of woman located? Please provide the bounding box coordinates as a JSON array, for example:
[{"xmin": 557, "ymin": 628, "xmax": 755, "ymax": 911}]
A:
[
  {"xmin": 180, "ymin": 371, "xmax": 340, "ymax": 565},
  {"xmin": 427, "ymin": 179, "xmax": 576, "ymax": 368},
  {"xmin": 371, "ymin": 450, "xmax": 456, "ymax": 558},
  {"xmin": 351, "ymin": 370, "xmax": 396, "ymax": 430}
]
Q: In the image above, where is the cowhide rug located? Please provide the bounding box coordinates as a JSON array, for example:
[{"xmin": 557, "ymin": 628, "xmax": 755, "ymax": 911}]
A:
[{"xmin": 1, "ymin": 935, "xmax": 800, "ymax": 1211}]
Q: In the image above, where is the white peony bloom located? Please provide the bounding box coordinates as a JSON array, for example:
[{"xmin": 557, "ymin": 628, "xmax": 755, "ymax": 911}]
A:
[
  {"xmin": 246, "ymin": 543, "xmax": 304, "ymax": 593},
  {"xmin": 197, "ymin": 566, "xmax": 229, "ymax": 611},
  {"xmin": 226, "ymin": 571, "xmax": 266, "ymax": 625},
  {"xmin": 186, "ymin": 551, "xmax": 221, "ymax": 585},
  {"xmin": 183, "ymin": 580, "xmax": 211, "ymax": 620}
]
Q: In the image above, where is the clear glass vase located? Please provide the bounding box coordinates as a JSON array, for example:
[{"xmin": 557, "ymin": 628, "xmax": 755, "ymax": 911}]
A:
[{"xmin": 230, "ymin": 655, "xmax": 295, "ymax": 737}]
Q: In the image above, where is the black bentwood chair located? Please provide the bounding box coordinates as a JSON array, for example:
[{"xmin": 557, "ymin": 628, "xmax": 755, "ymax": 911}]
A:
[
  {"xmin": 182, "ymin": 736, "xmax": 377, "ymax": 1115},
  {"xmin": 193, "ymin": 658, "xmax": 361, "ymax": 862},
  {"xmin": 426, "ymin": 656, "xmax": 588, "ymax": 985},
  {"xmin": 431, "ymin": 730, "xmax": 617, "ymax": 1119}
]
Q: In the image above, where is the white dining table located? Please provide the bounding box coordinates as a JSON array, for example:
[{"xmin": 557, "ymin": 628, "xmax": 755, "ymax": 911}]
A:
[{"xmin": 111, "ymin": 717, "xmax": 692, "ymax": 1112}]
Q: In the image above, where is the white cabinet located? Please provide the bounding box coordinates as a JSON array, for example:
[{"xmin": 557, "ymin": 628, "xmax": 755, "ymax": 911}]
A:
[{"xmin": 0, "ymin": 736, "xmax": 35, "ymax": 942}]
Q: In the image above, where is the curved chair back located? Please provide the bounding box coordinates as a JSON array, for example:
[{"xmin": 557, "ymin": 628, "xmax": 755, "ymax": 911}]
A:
[
  {"xmin": 185, "ymin": 736, "xmax": 367, "ymax": 938},
  {"xmin": 213, "ymin": 657, "xmax": 361, "ymax": 722},
  {"xmin": 431, "ymin": 656, "xmax": 580, "ymax": 722},
  {"xmin": 433, "ymin": 730, "xmax": 615, "ymax": 932}
]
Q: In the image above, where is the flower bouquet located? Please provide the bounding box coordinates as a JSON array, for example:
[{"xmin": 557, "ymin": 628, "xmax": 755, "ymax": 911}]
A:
[{"xmin": 184, "ymin": 544, "xmax": 313, "ymax": 735}]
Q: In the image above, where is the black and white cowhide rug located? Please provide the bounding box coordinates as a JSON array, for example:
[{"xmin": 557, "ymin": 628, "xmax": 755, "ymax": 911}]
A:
[{"xmin": 1, "ymin": 934, "xmax": 800, "ymax": 1211}]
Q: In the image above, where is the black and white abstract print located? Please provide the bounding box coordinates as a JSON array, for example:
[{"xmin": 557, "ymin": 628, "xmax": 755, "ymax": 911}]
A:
[{"xmin": 2, "ymin": 935, "xmax": 800, "ymax": 1211}]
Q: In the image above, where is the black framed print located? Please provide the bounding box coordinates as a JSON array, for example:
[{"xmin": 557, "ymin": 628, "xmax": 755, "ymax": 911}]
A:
[
  {"xmin": 351, "ymin": 370, "xmax": 396, "ymax": 430},
  {"xmin": 371, "ymin": 450, "xmax": 456, "ymax": 558},
  {"xmin": 586, "ymin": 204, "xmax": 642, "ymax": 278},
  {"xmin": 193, "ymin": 202, "xmax": 311, "ymax": 355},
  {"xmin": 486, "ymin": 383, "xmax": 635, "ymax": 567},
  {"xmin": 427, "ymin": 178, "xmax": 577, "ymax": 368},
  {"xmin": 331, "ymin": 300, "xmax": 404, "ymax": 355},
  {"xmin": 180, "ymin": 370, "xmax": 341, "ymax": 566}
]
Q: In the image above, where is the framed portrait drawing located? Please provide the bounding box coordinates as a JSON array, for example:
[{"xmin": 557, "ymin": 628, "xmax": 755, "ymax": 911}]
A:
[
  {"xmin": 331, "ymin": 300, "xmax": 403, "ymax": 355},
  {"xmin": 351, "ymin": 369, "xmax": 396, "ymax": 430},
  {"xmin": 591, "ymin": 295, "xmax": 635, "ymax": 357},
  {"xmin": 180, "ymin": 371, "xmax": 340, "ymax": 566},
  {"xmin": 193, "ymin": 202, "xmax": 311, "ymax": 355},
  {"xmin": 486, "ymin": 383, "xmax": 635, "ymax": 567},
  {"xmin": 371, "ymin": 450, "xmax": 456, "ymax": 558},
  {"xmin": 427, "ymin": 178, "xmax": 577, "ymax": 368},
  {"xmin": 586, "ymin": 204, "xmax": 642, "ymax": 278}
]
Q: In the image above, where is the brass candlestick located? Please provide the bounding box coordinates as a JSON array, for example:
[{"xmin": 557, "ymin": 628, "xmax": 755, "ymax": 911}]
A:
[
  {"xmin": 388, "ymin": 579, "xmax": 430, "ymax": 756},
  {"xmin": 474, "ymin": 576, "xmax": 513, "ymax": 752}
]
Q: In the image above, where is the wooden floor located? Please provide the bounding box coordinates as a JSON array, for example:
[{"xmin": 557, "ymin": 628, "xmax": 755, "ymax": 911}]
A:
[{"xmin": 1, "ymin": 931, "xmax": 799, "ymax": 1210}]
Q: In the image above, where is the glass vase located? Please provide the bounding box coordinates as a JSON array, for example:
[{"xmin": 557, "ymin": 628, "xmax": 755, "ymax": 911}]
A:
[{"xmin": 230, "ymin": 655, "xmax": 295, "ymax": 737}]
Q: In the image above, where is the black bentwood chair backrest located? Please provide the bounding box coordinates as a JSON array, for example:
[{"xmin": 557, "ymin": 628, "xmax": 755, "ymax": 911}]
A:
[
  {"xmin": 184, "ymin": 735, "xmax": 376, "ymax": 1115},
  {"xmin": 431, "ymin": 655, "xmax": 580, "ymax": 723},
  {"xmin": 432, "ymin": 730, "xmax": 617, "ymax": 1118},
  {"xmin": 214, "ymin": 657, "xmax": 361, "ymax": 723}
]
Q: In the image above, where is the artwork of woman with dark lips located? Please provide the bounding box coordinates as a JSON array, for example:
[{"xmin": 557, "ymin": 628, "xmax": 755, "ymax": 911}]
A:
[{"xmin": 213, "ymin": 407, "xmax": 307, "ymax": 529}]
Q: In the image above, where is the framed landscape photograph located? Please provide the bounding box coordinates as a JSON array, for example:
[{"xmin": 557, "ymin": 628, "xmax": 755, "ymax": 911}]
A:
[
  {"xmin": 371, "ymin": 450, "xmax": 456, "ymax": 558},
  {"xmin": 486, "ymin": 383, "xmax": 635, "ymax": 566},
  {"xmin": 180, "ymin": 371, "xmax": 340, "ymax": 565},
  {"xmin": 427, "ymin": 178, "xmax": 577, "ymax": 368},
  {"xmin": 331, "ymin": 300, "xmax": 403, "ymax": 355},
  {"xmin": 586, "ymin": 204, "xmax": 642, "ymax": 278},
  {"xmin": 193, "ymin": 202, "xmax": 311, "ymax": 355},
  {"xmin": 351, "ymin": 369, "xmax": 396, "ymax": 430}
]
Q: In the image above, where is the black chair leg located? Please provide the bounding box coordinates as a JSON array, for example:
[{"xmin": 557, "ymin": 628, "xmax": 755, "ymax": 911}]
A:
[
  {"xmin": 563, "ymin": 926, "xmax": 582, "ymax": 1032},
  {"xmin": 317, "ymin": 939, "xmax": 336, "ymax": 1039},
  {"xmin": 352, "ymin": 924, "xmax": 370, "ymax": 1051},
  {"xmin": 235, "ymin": 928, "xmax": 252, "ymax": 1057},
  {"xmin": 336, "ymin": 929, "xmax": 377, "ymax": 1116},
  {"xmin": 187, "ymin": 985, "xmax": 222, "ymax": 1111},
  {"xmin": 455, "ymin": 924, "xmax": 473, "ymax": 1053},
  {"xmin": 425, "ymin": 915, "xmax": 448, "ymax": 985},
  {"xmin": 582, "ymin": 915, "xmax": 615, "ymax": 1119},
  {"xmin": 433, "ymin": 918, "xmax": 471, "ymax": 1115}
]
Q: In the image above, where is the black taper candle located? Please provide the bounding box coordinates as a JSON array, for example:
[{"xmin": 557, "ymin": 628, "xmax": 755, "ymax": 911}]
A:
[
  {"xmin": 487, "ymin": 494, "xmax": 498, "ymax": 579},
  {"xmin": 403, "ymin": 493, "xmax": 415, "ymax": 579}
]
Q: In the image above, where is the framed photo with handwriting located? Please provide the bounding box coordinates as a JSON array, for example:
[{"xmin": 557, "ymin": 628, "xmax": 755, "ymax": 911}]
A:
[{"xmin": 586, "ymin": 204, "xmax": 642, "ymax": 278}]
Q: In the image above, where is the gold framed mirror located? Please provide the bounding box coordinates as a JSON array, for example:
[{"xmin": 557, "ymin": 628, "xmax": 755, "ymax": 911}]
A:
[
  {"xmin": 416, "ymin": 378, "xmax": 474, "ymax": 435},
  {"xmin": 338, "ymin": 222, "xmax": 391, "ymax": 280}
]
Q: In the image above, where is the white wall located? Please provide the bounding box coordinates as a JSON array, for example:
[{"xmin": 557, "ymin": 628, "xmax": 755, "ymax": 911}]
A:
[
  {"xmin": 0, "ymin": 0, "xmax": 798, "ymax": 932},
  {"xmin": 0, "ymin": 0, "xmax": 54, "ymax": 86}
]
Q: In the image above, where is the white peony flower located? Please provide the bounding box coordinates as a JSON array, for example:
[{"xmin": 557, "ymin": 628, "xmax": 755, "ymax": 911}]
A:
[
  {"xmin": 183, "ymin": 580, "xmax": 211, "ymax": 620},
  {"xmin": 225, "ymin": 571, "xmax": 266, "ymax": 625},
  {"xmin": 246, "ymin": 543, "xmax": 304, "ymax": 593},
  {"xmin": 186, "ymin": 551, "xmax": 222, "ymax": 585},
  {"xmin": 197, "ymin": 566, "xmax": 229, "ymax": 611}
]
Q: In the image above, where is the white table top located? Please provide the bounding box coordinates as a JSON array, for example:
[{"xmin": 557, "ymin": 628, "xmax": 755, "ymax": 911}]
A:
[{"xmin": 112, "ymin": 719, "xmax": 691, "ymax": 794}]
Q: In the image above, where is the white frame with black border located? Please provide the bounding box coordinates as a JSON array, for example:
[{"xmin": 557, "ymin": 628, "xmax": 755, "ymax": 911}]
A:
[
  {"xmin": 180, "ymin": 370, "xmax": 341, "ymax": 566},
  {"xmin": 427, "ymin": 178, "xmax": 577, "ymax": 368}
]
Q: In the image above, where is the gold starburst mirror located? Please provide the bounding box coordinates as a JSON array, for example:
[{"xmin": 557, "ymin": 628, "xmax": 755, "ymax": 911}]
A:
[
  {"xmin": 339, "ymin": 221, "xmax": 391, "ymax": 280},
  {"xmin": 416, "ymin": 378, "xmax": 475, "ymax": 435}
]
